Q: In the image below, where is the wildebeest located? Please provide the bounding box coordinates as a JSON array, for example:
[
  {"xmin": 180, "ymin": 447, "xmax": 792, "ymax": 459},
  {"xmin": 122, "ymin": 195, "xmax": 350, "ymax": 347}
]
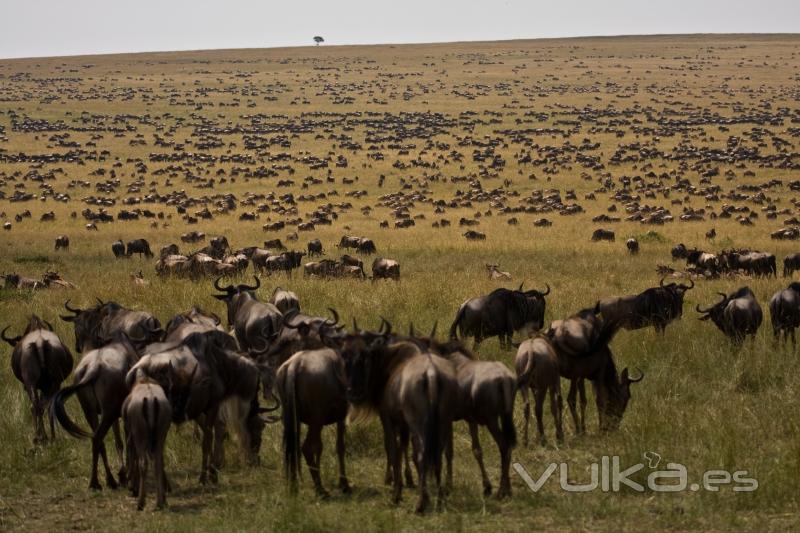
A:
[
  {"xmin": 337, "ymin": 235, "xmax": 361, "ymax": 250},
  {"xmin": 262, "ymin": 251, "xmax": 306, "ymax": 276},
  {"xmin": 515, "ymin": 335, "xmax": 563, "ymax": 446},
  {"xmin": 160, "ymin": 243, "xmax": 180, "ymax": 258},
  {"xmin": 51, "ymin": 334, "xmax": 140, "ymax": 489},
  {"xmin": 486, "ymin": 264, "xmax": 511, "ymax": 280},
  {"xmin": 212, "ymin": 277, "xmax": 283, "ymax": 352},
  {"xmin": 307, "ymin": 239, "xmax": 323, "ymax": 257},
  {"xmin": 671, "ymin": 243, "xmax": 689, "ymax": 260},
  {"xmin": 55, "ymin": 235, "xmax": 70, "ymax": 251},
  {"xmin": 59, "ymin": 299, "xmax": 163, "ymax": 353},
  {"xmin": 371, "ymin": 257, "xmax": 400, "ymax": 281},
  {"xmin": 264, "ymin": 238, "xmax": 287, "ymax": 251},
  {"xmin": 769, "ymin": 283, "xmax": 800, "ymax": 346},
  {"xmin": 357, "ymin": 238, "xmax": 376, "ymax": 254},
  {"xmin": 112, "ymin": 240, "xmax": 126, "ymax": 258},
  {"xmin": 784, "ymin": 253, "xmax": 800, "ymax": 277},
  {"xmin": 2, "ymin": 273, "xmax": 43, "ymax": 290},
  {"xmin": 449, "ymin": 284, "xmax": 550, "ymax": 349},
  {"xmin": 270, "ymin": 287, "xmax": 300, "ymax": 314},
  {"xmin": 340, "ymin": 322, "xmax": 457, "ymax": 513},
  {"xmin": 696, "ymin": 287, "xmax": 763, "ymax": 344},
  {"xmin": 598, "ymin": 278, "xmax": 694, "ymax": 334},
  {"xmin": 686, "ymin": 250, "xmax": 720, "ymax": 272},
  {"xmin": 123, "ymin": 372, "xmax": 171, "ymax": 510},
  {"xmin": 591, "ymin": 228, "xmax": 615, "ymax": 242},
  {"xmin": 626, "ymin": 238, "xmax": 639, "ymax": 254},
  {"xmin": 721, "ymin": 250, "xmax": 777, "ymax": 278},
  {"xmin": 463, "ymin": 230, "xmax": 486, "ymax": 241},
  {"xmin": 127, "ymin": 239, "xmax": 154, "ymax": 259},
  {"xmin": 1, "ymin": 315, "xmax": 73, "ymax": 443}
]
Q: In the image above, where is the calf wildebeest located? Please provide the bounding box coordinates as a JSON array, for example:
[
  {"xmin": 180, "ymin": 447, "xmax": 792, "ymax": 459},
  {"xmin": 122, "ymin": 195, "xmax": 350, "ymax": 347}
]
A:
[
  {"xmin": 515, "ymin": 335, "xmax": 563, "ymax": 446},
  {"xmin": 270, "ymin": 287, "xmax": 300, "ymax": 314},
  {"xmin": 598, "ymin": 278, "xmax": 694, "ymax": 334},
  {"xmin": 372, "ymin": 257, "xmax": 400, "ymax": 281},
  {"xmin": 486, "ymin": 264, "xmax": 511, "ymax": 280},
  {"xmin": 123, "ymin": 372, "xmax": 171, "ymax": 510},
  {"xmin": 51, "ymin": 334, "xmax": 140, "ymax": 489},
  {"xmin": 60, "ymin": 299, "xmax": 163, "ymax": 353},
  {"xmin": 1, "ymin": 315, "xmax": 73, "ymax": 443},
  {"xmin": 54, "ymin": 235, "xmax": 70, "ymax": 251},
  {"xmin": 112, "ymin": 240, "xmax": 126, "ymax": 258},
  {"xmin": 769, "ymin": 283, "xmax": 800, "ymax": 346},
  {"xmin": 127, "ymin": 239, "xmax": 154, "ymax": 259},
  {"xmin": 696, "ymin": 287, "xmax": 763, "ymax": 344},
  {"xmin": 784, "ymin": 253, "xmax": 800, "ymax": 277},
  {"xmin": 591, "ymin": 228, "xmax": 615, "ymax": 242},
  {"xmin": 626, "ymin": 238, "xmax": 639, "ymax": 254},
  {"xmin": 340, "ymin": 322, "xmax": 457, "ymax": 513},
  {"xmin": 463, "ymin": 230, "xmax": 486, "ymax": 241},
  {"xmin": 307, "ymin": 239, "xmax": 323, "ymax": 257},
  {"xmin": 212, "ymin": 277, "xmax": 283, "ymax": 352},
  {"xmin": 449, "ymin": 284, "xmax": 550, "ymax": 349}
]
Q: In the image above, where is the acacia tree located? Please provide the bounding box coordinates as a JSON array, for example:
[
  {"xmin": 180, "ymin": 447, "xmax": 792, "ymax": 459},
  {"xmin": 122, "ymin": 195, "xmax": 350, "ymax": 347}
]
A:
[{"xmin": 313, "ymin": 36, "xmax": 324, "ymax": 46}]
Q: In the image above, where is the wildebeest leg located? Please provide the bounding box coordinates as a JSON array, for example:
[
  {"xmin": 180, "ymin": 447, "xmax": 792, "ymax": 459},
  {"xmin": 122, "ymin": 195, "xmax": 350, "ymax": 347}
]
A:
[
  {"xmin": 382, "ymin": 416, "xmax": 402, "ymax": 504},
  {"xmin": 486, "ymin": 417, "xmax": 511, "ymax": 499},
  {"xmin": 578, "ymin": 379, "xmax": 587, "ymax": 435},
  {"xmin": 382, "ymin": 416, "xmax": 394, "ymax": 486},
  {"xmin": 212, "ymin": 418, "xmax": 226, "ymax": 470},
  {"xmin": 46, "ymin": 393, "xmax": 57, "ymax": 441},
  {"xmin": 791, "ymin": 328, "xmax": 797, "ymax": 349},
  {"xmin": 443, "ymin": 424, "xmax": 453, "ymax": 494},
  {"xmin": 552, "ymin": 383, "xmax": 564, "ymax": 444},
  {"xmin": 155, "ymin": 445, "xmax": 167, "ymax": 509},
  {"xmin": 411, "ymin": 427, "xmax": 429, "ymax": 513},
  {"xmin": 199, "ymin": 419, "xmax": 214, "ymax": 485},
  {"xmin": 520, "ymin": 384, "xmax": 531, "ymax": 447},
  {"xmin": 534, "ymin": 386, "xmax": 547, "ymax": 445},
  {"xmin": 94, "ymin": 413, "xmax": 119, "ymax": 490},
  {"xmin": 27, "ymin": 386, "xmax": 44, "ymax": 443},
  {"xmin": 400, "ymin": 426, "xmax": 415, "ymax": 488},
  {"xmin": 137, "ymin": 454, "xmax": 148, "ymax": 511},
  {"xmin": 302, "ymin": 424, "xmax": 328, "ymax": 497},
  {"xmin": 335, "ymin": 420, "xmax": 351, "ymax": 493},
  {"xmin": 468, "ymin": 422, "xmax": 491, "ymax": 496},
  {"xmin": 566, "ymin": 379, "xmax": 580, "ymax": 435},
  {"xmin": 112, "ymin": 420, "xmax": 127, "ymax": 485}
]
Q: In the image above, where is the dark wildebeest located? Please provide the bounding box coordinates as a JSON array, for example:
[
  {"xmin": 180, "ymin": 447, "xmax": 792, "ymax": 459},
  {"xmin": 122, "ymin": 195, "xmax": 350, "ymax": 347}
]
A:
[
  {"xmin": 263, "ymin": 251, "xmax": 305, "ymax": 276},
  {"xmin": 463, "ymin": 230, "xmax": 486, "ymax": 241},
  {"xmin": 696, "ymin": 287, "xmax": 763, "ymax": 345},
  {"xmin": 212, "ymin": 277, "xmax": 283, "ymax": 352},
  {"xmin": 112, "ymin": 240, "xmax": 126, "ymax": 258},
  {"xmin": 686, "ymin": 250, "xmax": 720, "ymax": 272},
  {"xmin": 515, "ymin": 335, "xmax": 563, "ymax": 447},
  {"xmin": 598, "ymin": 278, "xmax": 694, "ymax": 334},
  {"xmin": 127, "ymin": 239, "xmax": 154, "ymax": 259},
  {"xmin": 340, "ymin": 321, "xmax": 457, "ymax": 513},
  {"xmin": 51, "ymin": 334, "xmax": 140, "ymax": 489},
  {"xmin": 769, "ymin": 283, "xmax": 800, "ymax": 346},
  {"xmin": 264, "ymin": 238, "xmax": 286, "ymax": 251},
  {"xmin": 163, "ymin": 306, "xmax": 224, "ymax": 343},
  {"xmin": 55, "ymin": 235, "xmax": 70, "ymax": 251},
  {"xmin": 591, "ymin": 229, "xmax": 615, "ymax": 242},
  {"xmin": 337, "ymin": 235, "xmax": 360, "ymax": 250},
  {"xmin": 123, "ymin": 372, "xmax": 171, "ymax": 510},
  {"xmin": 357, "ymin": 238, "xmax": 377, "ymax": 254},
  {"xmin": 626, "ymin": 238, "xmax": 639, "ymax": 255},
  {"xmin": 127, "ymin": 331, "xmax": 265, "ymax": 484},
  {"xmin": 722, "ymin": 251, "xmax": 777, "ymax": 278},
  {"xmin": 60, "ymin": 299, "xmax": 163, "ymax": 353},
  {"xmin": 449, "ymin": 284, "xmax": 550, "ymax": 349},
  {"xmin": 706, "ymin": 228, "xmax": 717, "ymax": 240},
  {"xmin": 160, "ymin": 243, "xmax": 180, "ymax": 258},
  {"xmin": 307, "ymin": 239, "xmax": 323, "ymax": 257},
  {"xmin": 372, "ymin": 258, "xmax": 400, "ymax": 281},
  {"xmin": 784, "ymin": 253, "xmax": 800, "ymax": 277},
  {"xmin": 671, "ymin": 243, "xmax": 689, "ymax": 260},
  {"xmin": 2, "ymin": 315, "xmax": 73, "ymax": 443},
  {"xmin": 270, "ymin": 287, "xmax": 300, "ymax": 314}
]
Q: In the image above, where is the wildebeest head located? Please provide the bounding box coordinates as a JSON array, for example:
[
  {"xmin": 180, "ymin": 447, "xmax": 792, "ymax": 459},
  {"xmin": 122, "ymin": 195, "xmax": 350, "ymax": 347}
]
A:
[
  {"xmin": 339, "ymin": 318, "xmax": 392, "ymax": 403},
  {"xmin": 212, "ymin": 276, "xmax": 261, "ymax": 325},
  {"xmin": 2, "ymin": 314, "xmax": 55, "ymax": 347},
  {"xmin": 696, "ymin": 292, "xmax": 731, "ymax": 327},
  {"xmin": 165, "ymin": 306, "xmax": 222, "ymax": 337},
  {"xmin": 602, "ymin": 364, "xmax": 644, "ymax": 431},
  {"xmin": 59, "ymin": 299, "xmax": 108, "ymax": 352}
]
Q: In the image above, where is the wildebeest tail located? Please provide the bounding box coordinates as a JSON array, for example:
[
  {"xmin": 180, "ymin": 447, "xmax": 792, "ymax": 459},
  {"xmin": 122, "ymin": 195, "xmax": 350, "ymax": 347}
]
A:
[
  {"xmin": 448, "ymin": 305, "xmax": 465, "ymax": 340},
  {"xmin": 515, "ymin": 351, "xmax": 535, "ymax": 391},
  {"xmin": 422, "ymin": 369, "xmax": 441, "ymax": 478},
  {"xmin": 500, "ymin": 377, "xmax": 517, "ymax": 449},
  {"xmin": 281, "ymin": 365, "xmax": 301, "ymax": 486},
  {"xmin": 50, "ymin": 366, "xmax": 98, "ymax": 439}
]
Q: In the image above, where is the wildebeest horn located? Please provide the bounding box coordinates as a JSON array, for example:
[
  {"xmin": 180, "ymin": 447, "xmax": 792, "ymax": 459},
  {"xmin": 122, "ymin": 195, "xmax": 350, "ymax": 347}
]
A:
[
  {"xmin": 96, "ymin": 297, "xmax": 104, "ymax": 306},
  {"xmin": 379, "ymin": 316, "xmax": 392, "ymax": 336},
  {"xmin": 63, "ymin": 299, "xmax": 81, "ymax": 314},
  {"xmin": 429, "ymin": 321, "xmax": 438, "ymax": 339},
  {"xmin": 213, "ymin": 276, "xmax": 233, "ymax": 292},
  {"xmin": 659, "ymin": 277, "xmax": 666, "ymax": 287},
  {"xmin": 1, "ymin": 326, "xmax": 21, "ymax": 345},
  {"xmin": 517, "ymin": 282, "xmax": 524, "ymax": 291},
  {"xmin": 240, "ymin": 276, "xmax": 261, "ymax": 291},
  {"xmin": 352, "ymin": 317, "xmax": 359, "ymax": 332},
  {"xmin": 624, "ymin": 367, "xmax": 645, "ymax": 383},
  {"xmin": 539, "ymin": 283, "xmax": 550, "ymax": 296},
  {"xmin": 695, "ymin": 304, "xmax": 710, "ymax": 314},
  {"xmin": 43, "ymin": 319, "xmax": 54, "ymax": 331},
  {"xmin": 685, "ymin": 279, "xmax": 694, "ymax": 290},
  {"xmin": 409, "ymin": 322, "xmax": 416, "ymax": 336},
  {"xmin": 324, "ymin": 308, "xmax": 339, "ymax": 326}
]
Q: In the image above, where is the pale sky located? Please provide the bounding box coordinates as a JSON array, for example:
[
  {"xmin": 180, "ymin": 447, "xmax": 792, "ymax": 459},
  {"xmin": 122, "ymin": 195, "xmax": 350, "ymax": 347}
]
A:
[{"xmin": 1, "ymin": 0, "xmax": 798, "ymax": 59}]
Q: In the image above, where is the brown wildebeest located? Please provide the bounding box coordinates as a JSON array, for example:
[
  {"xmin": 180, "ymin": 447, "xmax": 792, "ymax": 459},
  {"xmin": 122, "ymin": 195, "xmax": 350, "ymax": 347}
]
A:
[
  {"xmin": 2, "ymin": 315, "xmax": 73, "ymax": 443},
  {"xmin": 51, "ymin": 334, "xmax": 140, "ymax": 489},
  {"xmin": 340, "ymin": 321, "xmax": 457, "ymax": 513},
  {"xmin": 371, "ymin": 257, "xmax": 400, "ymax": 281},
  {"xmin": 54, "ymin": 235, "xmax": 70, "ymax": 251},
  {"xmin": 123, "ymin": 372, "xmax": 171, "ymax": 510},
  {"xmin": 211, "ymin": 277, "xmax": 283, "ymax": 352},
  {"xmin": 270, "ymin": 287, "xmax": 300, "ymax": 314},
  {"xmin": 515, "ymin": 336, "xmax": 563, "ymax": 446},
  {"xmin": 60, "ymin": 299, "xmax": 163, "ymax": 353},
  {"xmin": 486, "ymin": 264, "xmax": 511, "ymax": 281}
]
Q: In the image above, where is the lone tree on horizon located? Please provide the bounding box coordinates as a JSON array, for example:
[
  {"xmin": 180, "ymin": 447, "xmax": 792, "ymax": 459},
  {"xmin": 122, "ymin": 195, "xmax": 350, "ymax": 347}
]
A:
[{"xmin": 313, "ymin": 36, "xmax": 324, "ymax": 46}]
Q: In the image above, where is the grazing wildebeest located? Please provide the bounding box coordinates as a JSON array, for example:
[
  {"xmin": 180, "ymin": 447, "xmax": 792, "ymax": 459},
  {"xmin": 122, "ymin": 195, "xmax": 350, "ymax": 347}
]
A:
[
  {"xmin": 127, "ymin": 239, "xmax": 154, "ymax": 259},
  {"xmin": 212, "ymin": 277, "xmax": 283, "ymax": 352},
  {"xmin": 340, "ymin": 321, "xmax": 457, "ymax": 513},
  {"xmin": 769, "ymin": 283, "xmax": 800, "ymax": 346},
  {"xmin": 2, "ymin": 273, "xmax": 43, "ymax": 290},
  {"xmin": 337, "ymin": 235, "xmax": 361, "ymax": 250},
  {"xmin": 123, "ymin": 372, "xmax": 171, "ymax": 510},
  {"xmin": 626, "ymin": 238, "xmax": 639, "ymax": 254},
  {"xmin": 112, "ymin": 240, "xmax": 126, "ymax": 258},
  {"xmin": 60, "ymin": 299, "xmax": 163, "ymax": 353},
  {"xmin": 671, "ymin": 243, "xmax": 689, "ymax": 260},
  {"xmin": 270, "ymin": 287, "xmax": 300, "ymax": 314},
  {"xmin": 696, "ymin": 287, "xmax": 763, "ymax": 344},
  {"xmin": 721, "ymin": 250, "xmax": 777, "ymax": 278},
  {"xmin": 160, "ymin": 243, "xmax": 180, "ymax": 258},
  {"xmin": 357, "ymin": 238, "xmax": 377, "ymax": 254},
  {"xmin": 686, "ymin": 250, "xmax": 720, "ymax": 272},
  {"xmin": 486, "ymin": 264, "xmax": 511, "ymax": 280},
  {"xmin": 598, "ymin": 278, "xmax": 694, "ymax": 334},
  {"xmin": 706, "ymin": 228, "xmax": 717, "ymax": 240},
  {"xmin": 372, "ymin": 258, "xmax": 400, "ymax": 281},
  {"xmin": 449, "ymin": 284, "xmax": 550, "ymax": 349},
  {"xmin": 591, "ymin": 229, "xmax": 615, "ymax": 242},
  {"xmin": 784, "ymin": 253, "xmax": 800, "ymax": 277},
  {"xmin": 51, "ymin": 334, "xmax": 140, "ymax": 489},
  {"xmin": 264, "ymin": 238, "xmax": 287, "ymax": 251},
  {"xmin": 263, "ymin": 251, "xmax": 305, "ymax": 276},
  {"xmin": 515, "ymin": 336, "xmax": 563, "ymax": 447},
  {"xmin": 463, "ymin": 230, "xmax": 486, "ymax": 241},
  {"xmin": 307, "ymin": 239, "xmax": 324, "ymax": 257},
  {"xmin": 55, "ymin": 235, "xmax": 70, "ymax": 251},
  {"xmin": 1, "ymin": 315, "xmax": 73, "ymax": 443}
]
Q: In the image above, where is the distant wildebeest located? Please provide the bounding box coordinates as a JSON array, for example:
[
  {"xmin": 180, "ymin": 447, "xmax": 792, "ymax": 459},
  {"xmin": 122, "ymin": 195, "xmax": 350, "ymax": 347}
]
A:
[
  {"xmin": 160, "ymin": 243, "xmax": 180, "ymax": 258},
  {"xmin": 269, "ymin": 287, "xmax": 300, "ymax": 314},
  {"xmin": 340, "ymin": 321, "xmax": 457, "ymax": 513},
  {"xmin": 463, "ymin": 230, "xmax": 486, "ymax": 241},
  {"xmin": 123, "ymin": 372, "xmax": 171, "ymax": 510},
  {"xmin": 112, "ymin": 240, "xmax": 126, "ymax": 258},
  {"xmin": 671, "ymin": 243, "xmax": 689, "ymax": 260},
  {"xmin": 212, "ymin": 277, "xmax": 283, "ymax": 352},
  {"xmin": 626, "ymin": 238, "xmax": 639, "ymax": 254},
  {"xmin": 784, "ymin": 253, "xmax": 800, "ymax": 277},
  {"xmin": 357, "ymin": 238, "xmax": 376, "ymax": 254},
  {"xmin": 59, "ymin": 299, "xmax": 163, "ymax": 353},
  {"xmin": 450, "ymin": 284, "xmax": 550, "ymax": 349},
  {"xmin": 686, "ymin": 250, "xmax": 720, "ymax": 272},
  {"xmin": 1, "ymin": 315, "xmax": 73, "ymax": 443},
  {"xmin": 721, "ymin": 250, "xmax": 777, "ymax": 278},
  {"xmin": 372, "ymin": 258, "xmax": 400, "ymax": 281},
  {"xmin": 515, "ymin": 335, "xmax": 563, "ymax": 446},
  {"xmin": 598, "ymin": 278, "xmax": 694, "ymax": 334},
  {"xmin": 55, "ymin": 235, "xmax": 70, "ymax": 251},
  {"xmin": 769, "ymin": 282, "xmax": 800, "ymax": 346},
  {"xmin": 706, "ymin": 228, "xmax": 717, "ymax": 240},
  {"xmin": 2, "ymin": 273, "xmax": 43, "ymax": 290},
  {"xmin": 181, "ymin": 231, "xmax": 205, "ymax": 243},
  {"xmin": 51, "ymin": 334, "xmax": 140, "ymax": 489},
  {"xmin": 591, "ymin": 228, "xmax": 615, "ymax": 242},
  {"xmin": 127, "ymin": 239, "xmax": 154, "ymax": 259},
  {"xmin": 486, "ymin": 264, "xmax": 511, "ymax": 280},
  {"xmin": 264, "ymin": 238, "xmax": 286, "ymax": 251},
  {"xmin": 696, "ymin": 287, "xmax": 763, "ymax": 344},
  {"xmin": 307, "ymin": 239, "xmax": 323, "ymax": 257}
]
